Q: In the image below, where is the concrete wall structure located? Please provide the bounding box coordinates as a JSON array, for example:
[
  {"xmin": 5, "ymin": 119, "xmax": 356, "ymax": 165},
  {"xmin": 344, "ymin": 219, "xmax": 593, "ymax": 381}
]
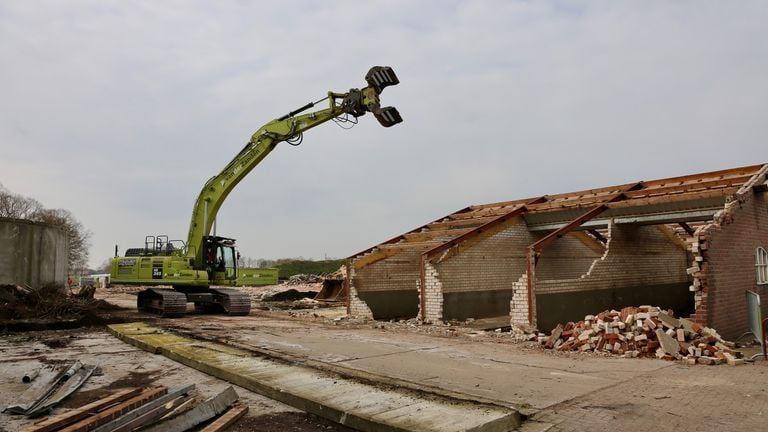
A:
[{"xmin": 0, "ymin": 217, "xmax": 68, "ymax": 289}]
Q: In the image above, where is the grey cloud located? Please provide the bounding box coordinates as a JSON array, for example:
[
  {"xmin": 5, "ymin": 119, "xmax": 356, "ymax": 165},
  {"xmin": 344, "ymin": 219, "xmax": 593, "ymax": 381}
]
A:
[{"xmin": 1, "ymin": 1, "xmax": 766, "ymax": 266}]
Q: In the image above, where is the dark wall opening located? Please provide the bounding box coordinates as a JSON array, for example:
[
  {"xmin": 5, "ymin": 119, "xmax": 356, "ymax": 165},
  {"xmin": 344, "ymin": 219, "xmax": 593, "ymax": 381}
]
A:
[
  {"xmin": 443, "ymin": 290, "xmax": 512, "ymax": 321},
  {"xmin": 357, "ymin": 290, "xmax": 419, "ymax": 320}
]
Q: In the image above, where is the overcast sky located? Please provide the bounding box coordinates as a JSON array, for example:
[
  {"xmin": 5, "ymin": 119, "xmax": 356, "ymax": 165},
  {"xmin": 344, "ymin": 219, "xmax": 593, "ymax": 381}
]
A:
[{"xmin": 1, "ymin": 1, "xmax": 767, "ymax": 268}]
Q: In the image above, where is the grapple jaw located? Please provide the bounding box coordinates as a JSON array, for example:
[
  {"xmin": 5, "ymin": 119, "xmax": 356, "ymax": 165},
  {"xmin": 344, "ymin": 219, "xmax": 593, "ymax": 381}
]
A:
[
  {"xmin": 365, "ymin": 66, "xmax": 400, "ymax": 94},
  {"xmin": 343, "ymin": 66, "xmax": 403, "ymax": 127},
  {"xmin": 373, "ymin": 106, "xmax": 402, "ymax": 128}
]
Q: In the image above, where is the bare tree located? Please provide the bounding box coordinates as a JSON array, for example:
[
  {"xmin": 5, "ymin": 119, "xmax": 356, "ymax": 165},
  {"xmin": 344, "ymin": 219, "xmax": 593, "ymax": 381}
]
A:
[
  {"xmin": 0, "ymin": 183, "xmax": 92, "ymax": 272},
  {"xmin": 33, "ymin": 208, "xmax": 92, "ymax": 272},
  {"xmin": 0, "ymin": 183, "xmax": 42, "ymax": 219}
]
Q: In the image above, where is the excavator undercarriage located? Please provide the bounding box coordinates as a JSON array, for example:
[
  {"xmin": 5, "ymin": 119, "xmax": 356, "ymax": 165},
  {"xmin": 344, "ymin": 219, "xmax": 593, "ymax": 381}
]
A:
[{"xmin": 137, "ymin": 287, "xmax": 251, "ymax": 317}]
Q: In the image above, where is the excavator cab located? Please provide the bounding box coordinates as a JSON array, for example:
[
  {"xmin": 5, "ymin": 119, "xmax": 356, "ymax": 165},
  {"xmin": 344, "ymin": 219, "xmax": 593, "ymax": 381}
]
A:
[{"xmin": 203, "ymin": 236, "xmax": 237, "ymax": 283}]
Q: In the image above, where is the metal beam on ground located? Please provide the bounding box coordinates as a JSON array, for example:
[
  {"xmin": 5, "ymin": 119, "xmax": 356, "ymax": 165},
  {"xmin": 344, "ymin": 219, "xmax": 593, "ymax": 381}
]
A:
[{"xmin": 141, "ymin": 387, "xmax": 239, "ymax": 432}]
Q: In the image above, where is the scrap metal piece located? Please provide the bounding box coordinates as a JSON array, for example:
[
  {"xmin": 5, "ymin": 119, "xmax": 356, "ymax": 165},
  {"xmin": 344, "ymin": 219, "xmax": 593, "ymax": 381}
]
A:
[
  {"xmin": 4, "ymin": 365, "xmax": 64, "ymax": 414},
  {"xmin": 141, "ymin": 386, "xmax": 239, "ymax": 432},
  {"xmin": 22, "ymin": 369, "xmax": 40, "ymax": 384},
  {"xmin": 91, "ymin": 384, "xmax": 195, "ymax": 432},
  {"xmin": 110, "ymin": 395, "xmax": 194, "ymax": 432},
  {"xmin": 26, "ymin": 364, "xmax": 96, "ymax": 417}
]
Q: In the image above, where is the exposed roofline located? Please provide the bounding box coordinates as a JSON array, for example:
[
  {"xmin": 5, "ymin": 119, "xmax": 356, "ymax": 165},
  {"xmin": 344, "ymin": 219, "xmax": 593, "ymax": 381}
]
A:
[{"xmin": 348, "ymin": 163, "xmax": 767, "ymax": 270}]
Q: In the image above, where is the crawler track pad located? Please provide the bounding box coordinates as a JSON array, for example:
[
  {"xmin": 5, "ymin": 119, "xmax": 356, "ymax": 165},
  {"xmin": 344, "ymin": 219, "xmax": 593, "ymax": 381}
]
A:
[
  {"xmin": 210, "ymin": 288, "xmax": 251, "ymax": 316},
  {"xmin": 137, "ymin": 288, "xmax": 187, "ymax": 317}
]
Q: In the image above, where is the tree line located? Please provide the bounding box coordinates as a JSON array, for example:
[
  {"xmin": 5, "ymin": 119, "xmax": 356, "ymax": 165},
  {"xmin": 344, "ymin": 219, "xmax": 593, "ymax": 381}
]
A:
[{"xmin": 0, "ymin": 183, "xmax": 91, "ymax": 272}]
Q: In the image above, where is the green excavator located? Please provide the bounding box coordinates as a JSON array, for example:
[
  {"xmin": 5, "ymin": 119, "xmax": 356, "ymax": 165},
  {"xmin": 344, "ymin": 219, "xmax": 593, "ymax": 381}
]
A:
[{"xmin": 110, "ymin": 66, "xmax": 402, "ymax": 317}]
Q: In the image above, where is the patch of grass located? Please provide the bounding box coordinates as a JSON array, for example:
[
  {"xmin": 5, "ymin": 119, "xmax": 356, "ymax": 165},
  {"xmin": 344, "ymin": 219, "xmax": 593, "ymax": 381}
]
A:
[{"xmin": 276, "ymin": 259, "xmax": 345, "ymax": 279}]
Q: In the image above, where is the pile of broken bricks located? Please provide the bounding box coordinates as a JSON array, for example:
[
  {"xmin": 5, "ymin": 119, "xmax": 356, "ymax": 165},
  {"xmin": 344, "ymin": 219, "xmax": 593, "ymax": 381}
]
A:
[{"xmin": 540, "ymin": 306, "xmax": 745, "ymax": 366}]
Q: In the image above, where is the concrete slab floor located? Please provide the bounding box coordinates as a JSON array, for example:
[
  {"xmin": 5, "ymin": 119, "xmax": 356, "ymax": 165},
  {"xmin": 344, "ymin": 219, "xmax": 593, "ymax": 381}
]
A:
[
  {"xmin": 161, "ymin": 313, "xmax": 768, "ymax": 431},
  {"xmin": 165, "ymin": 314, "xmax": 671, "ymax": 411},
  {"xmin": 109, "ymin": 322, "xmax": 520, "ymax": 432}
]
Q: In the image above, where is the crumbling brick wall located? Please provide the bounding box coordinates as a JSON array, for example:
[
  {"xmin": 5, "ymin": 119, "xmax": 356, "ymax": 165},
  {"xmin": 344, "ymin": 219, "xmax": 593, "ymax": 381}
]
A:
[
  {"xmin": 535, "ymin": 235, "xmax": 603, "ymax": 280},
  {"xmin": 428, "ymin": 220, "xmax": 599, "ymax": 323},
  {"xmin": 508, "ymin": 232, "xmax": 604, "ymax": 328},
  {"xmin": 694, "ymin": 183, "xmax": 768, "ymax": 339},
  {"xmin": 349, "ymin": 250, "xmax": 421, "ymax": 319},
  {"xmin": 347, "ymin": 266, "xmax": 374, "ymax": 318},
  {"xmin": 510, "ymin": 273, "xmax": 529, "ymax": 325},
  {"xmin": 532, "ymin": 223, "xmax": 691, "ymax": 330},
  {"xmin": 421, "ymin": 261, "xmax": 443, "ymax": 322},
  {"xmin": 428, "ymin": 221, "xmax": 535, "ymax": 322}
]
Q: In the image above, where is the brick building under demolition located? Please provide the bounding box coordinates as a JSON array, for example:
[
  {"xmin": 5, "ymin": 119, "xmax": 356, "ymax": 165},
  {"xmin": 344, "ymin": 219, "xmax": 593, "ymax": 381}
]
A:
[{"xmin": 345, "ymin": 164, "xmax": 768, "ymax": 339}]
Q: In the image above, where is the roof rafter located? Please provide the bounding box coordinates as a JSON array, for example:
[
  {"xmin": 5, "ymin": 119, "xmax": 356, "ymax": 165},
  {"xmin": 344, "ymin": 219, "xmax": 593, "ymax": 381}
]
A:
[{"xmin": 424, "ymin": 196, "xmax": 548, "ymax": 263}]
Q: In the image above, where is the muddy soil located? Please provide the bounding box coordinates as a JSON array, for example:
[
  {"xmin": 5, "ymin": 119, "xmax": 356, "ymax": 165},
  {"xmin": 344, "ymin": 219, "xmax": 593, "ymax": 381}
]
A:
[{"xmin": 231, "ymin": 412, "xmax": 357, "ymax": 432}]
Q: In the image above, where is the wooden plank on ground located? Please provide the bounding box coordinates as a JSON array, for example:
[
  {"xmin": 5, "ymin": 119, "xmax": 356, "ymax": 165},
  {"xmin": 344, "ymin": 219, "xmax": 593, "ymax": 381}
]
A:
[
  {"xmin": 91, "ymin": 384, "xmax": 194, "ymax": 432},
  {"xmin": 24, "ymin": 388, "xmax": 143, "ymax": 432},
  {"xmin": 199, "ymin": 403, "xmax": 249, "ymax": 432},
  {"xmin": 58, "ymin": 387, "xmax": 167, "ymax": 432}
]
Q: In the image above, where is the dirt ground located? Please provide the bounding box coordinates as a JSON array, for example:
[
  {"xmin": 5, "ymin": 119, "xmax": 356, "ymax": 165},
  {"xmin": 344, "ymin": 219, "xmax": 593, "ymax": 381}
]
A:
[
  {"xmin": 0, "ymin": 328, "xmax": 352, "ymax": 432},
  {"xmin": 0, "ymin": 284, "xmax": 352, "ymax": 432},
  {"xmin": 2, "ymin": 284, "xmax": 767, "ymax": 432}
]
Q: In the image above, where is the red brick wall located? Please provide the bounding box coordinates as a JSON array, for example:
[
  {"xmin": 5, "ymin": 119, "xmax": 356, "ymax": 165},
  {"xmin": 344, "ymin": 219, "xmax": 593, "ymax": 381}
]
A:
[{"xmin": 702, "ymin": 192, "xmax": 768, "ymax": 339}]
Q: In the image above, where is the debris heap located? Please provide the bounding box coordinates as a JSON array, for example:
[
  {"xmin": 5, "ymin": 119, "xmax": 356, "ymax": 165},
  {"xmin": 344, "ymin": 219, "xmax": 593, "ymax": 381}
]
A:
[
  {"xmin": 283, "ymin": 274, "xmax": 325, "ymax": 285},
  {"xmin": 540, "ymin": 306, "xmax": 744, "ymax": 365},
  {"xmin": 0, "ymin": 284, "xmax": 119, "ymax": 321}
]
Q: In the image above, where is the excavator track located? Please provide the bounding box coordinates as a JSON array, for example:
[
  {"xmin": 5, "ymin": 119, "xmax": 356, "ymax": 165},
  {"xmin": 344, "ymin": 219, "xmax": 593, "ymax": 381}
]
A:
[
  {"xmin": 210, "ymin": 288, "xmax": 251, "ymax": 316},
  {"xmin": 137, "ymin": 288, "xmax": 187, "ymax": 317}
]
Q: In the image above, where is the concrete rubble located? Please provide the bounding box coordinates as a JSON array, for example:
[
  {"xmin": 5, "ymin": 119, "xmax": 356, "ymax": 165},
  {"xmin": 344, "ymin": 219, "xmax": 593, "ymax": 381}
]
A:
[{"xmin": 538, "ymin": 306, "xmax": 746, "ymax": 365}]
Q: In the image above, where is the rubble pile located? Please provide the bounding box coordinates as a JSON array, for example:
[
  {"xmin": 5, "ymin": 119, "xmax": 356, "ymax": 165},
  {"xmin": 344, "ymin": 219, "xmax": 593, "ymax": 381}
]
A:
[
  {"xmin": 540, "ymin": 306, "xmax": 745, "ymax": 365},
  {"xmin": 0, "ymin": 284, "xmax": 118, "ymax": 321},
  {"xmin": 283, "ymin": 274, "xmax": 325, "ymax": 285}
]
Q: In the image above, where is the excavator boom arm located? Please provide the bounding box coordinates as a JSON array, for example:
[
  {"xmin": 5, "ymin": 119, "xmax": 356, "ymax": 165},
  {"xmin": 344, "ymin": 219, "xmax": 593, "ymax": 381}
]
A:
[{"xmin": 185, "ymin": 67, "xmax": 402, "ymax": 267}]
